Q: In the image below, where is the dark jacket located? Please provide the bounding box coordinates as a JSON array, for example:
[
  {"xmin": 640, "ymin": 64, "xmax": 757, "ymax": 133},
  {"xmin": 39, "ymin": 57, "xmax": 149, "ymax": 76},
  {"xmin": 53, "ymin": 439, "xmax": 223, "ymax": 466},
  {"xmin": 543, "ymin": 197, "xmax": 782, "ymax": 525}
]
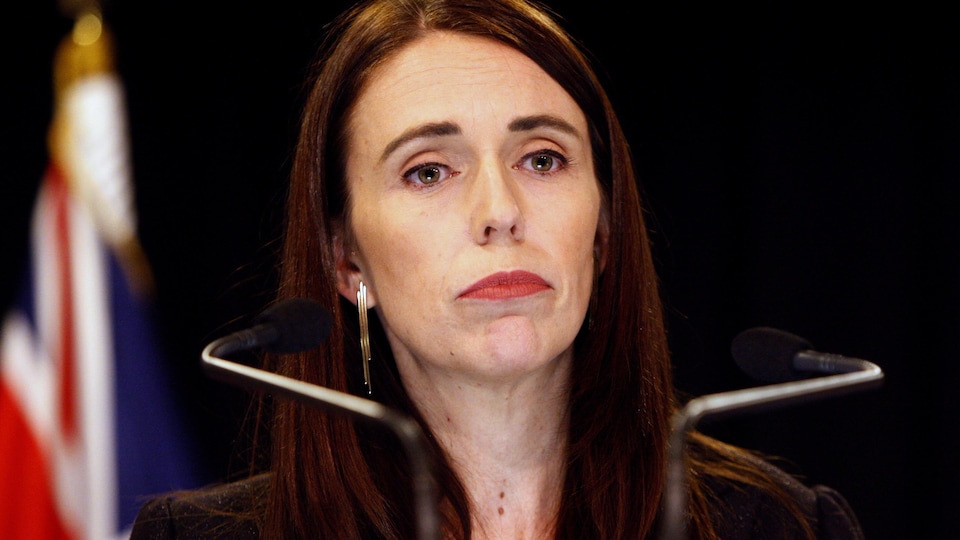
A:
[{"xmin": 130, "ymin": 460, "xmax": 864, "ymax": 539}]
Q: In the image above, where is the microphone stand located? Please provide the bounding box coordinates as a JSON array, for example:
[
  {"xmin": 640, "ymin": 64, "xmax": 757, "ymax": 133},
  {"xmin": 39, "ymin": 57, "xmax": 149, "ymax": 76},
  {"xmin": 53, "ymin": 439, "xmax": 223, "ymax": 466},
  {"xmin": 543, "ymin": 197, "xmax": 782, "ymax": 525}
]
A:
[
  {"xmin": 202, "ymin": 337, "xmax": 441, "ymax": 540},
  {"xmin": 657, "ymin": 359, "xmax": 883, "ymax": 540}
]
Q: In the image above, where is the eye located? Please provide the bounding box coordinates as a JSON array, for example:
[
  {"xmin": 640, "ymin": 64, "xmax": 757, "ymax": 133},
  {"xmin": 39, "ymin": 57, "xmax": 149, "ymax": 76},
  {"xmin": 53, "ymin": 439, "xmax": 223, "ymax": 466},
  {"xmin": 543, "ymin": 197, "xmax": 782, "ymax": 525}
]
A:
[
  {"xmin": 402, "ymin": 162, "xmax": 456, "ymax": 186},
  {"xmin": 517, "ymin": 150, "xmax": 568, "ymax": 175}
]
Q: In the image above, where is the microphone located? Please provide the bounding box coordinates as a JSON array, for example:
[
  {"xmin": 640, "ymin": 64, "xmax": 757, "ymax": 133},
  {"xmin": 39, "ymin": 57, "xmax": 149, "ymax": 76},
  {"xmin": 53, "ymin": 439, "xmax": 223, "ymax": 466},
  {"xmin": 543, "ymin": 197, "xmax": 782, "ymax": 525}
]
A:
[
  {"xmin": 208, "ymin": 297, "xmax": 334, "ymax": 357},
  {"xmin": 731, "ymin": 326, "xmax": 876, "ymax": 382},
  {"xmin": 201, "ymin": 298, "xmax": 440, "ymax": 540},
  {"xmin": 657, "ymin": 327, "xmax": 883, "ymax": 540}
]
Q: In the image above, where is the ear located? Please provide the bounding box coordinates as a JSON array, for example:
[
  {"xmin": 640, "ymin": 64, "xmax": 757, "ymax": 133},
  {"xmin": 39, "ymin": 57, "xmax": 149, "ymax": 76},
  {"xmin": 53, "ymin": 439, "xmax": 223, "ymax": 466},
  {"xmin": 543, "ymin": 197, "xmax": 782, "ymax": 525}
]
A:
[{"xmin": 334, "ymin": 235, "xmax": 378, "ymax": 308}]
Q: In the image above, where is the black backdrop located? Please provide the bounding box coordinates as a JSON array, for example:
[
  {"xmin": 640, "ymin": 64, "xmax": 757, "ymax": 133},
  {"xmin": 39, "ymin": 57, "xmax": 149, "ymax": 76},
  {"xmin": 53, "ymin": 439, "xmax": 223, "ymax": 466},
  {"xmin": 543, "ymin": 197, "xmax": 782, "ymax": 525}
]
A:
[{"xmin": 4, "ymin": 1, "xmax": 958, "ymax": 538}]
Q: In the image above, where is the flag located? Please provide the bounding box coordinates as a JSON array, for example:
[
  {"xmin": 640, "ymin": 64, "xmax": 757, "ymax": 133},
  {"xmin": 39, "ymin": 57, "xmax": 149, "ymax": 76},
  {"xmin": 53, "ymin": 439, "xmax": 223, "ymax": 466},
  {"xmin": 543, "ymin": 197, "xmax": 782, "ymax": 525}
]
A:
[{"xmin": 0, "ymin": 9, "xmax": 205, "ymax": 539}]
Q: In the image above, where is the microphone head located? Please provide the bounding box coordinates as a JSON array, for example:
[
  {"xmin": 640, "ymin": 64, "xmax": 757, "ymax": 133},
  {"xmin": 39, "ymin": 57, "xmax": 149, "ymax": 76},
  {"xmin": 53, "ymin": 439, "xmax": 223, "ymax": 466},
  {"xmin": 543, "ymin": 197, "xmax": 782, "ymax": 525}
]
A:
[
  {"xmin": 255, "ymin": 298, "xmax": 334, "ymax": 354},
  {"xmin": 730, "ymin": 326, "xmax": 813, "ymax": 383}
]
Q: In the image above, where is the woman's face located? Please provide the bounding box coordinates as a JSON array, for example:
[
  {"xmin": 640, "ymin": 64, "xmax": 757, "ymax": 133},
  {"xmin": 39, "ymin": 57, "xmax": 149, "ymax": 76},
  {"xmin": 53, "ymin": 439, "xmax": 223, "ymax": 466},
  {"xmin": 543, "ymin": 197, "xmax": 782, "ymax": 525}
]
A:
[{"xmin": 338, "ymin": 32, "xmax": 603, "ymax": 385}]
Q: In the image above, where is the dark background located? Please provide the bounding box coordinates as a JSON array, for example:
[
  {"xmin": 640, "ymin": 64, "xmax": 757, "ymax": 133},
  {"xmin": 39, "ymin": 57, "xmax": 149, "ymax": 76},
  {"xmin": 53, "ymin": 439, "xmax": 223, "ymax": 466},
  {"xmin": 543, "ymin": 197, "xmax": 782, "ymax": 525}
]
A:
[{"xmin": 5, "ymin": 1, "xmax": 957, "ymax": 538}]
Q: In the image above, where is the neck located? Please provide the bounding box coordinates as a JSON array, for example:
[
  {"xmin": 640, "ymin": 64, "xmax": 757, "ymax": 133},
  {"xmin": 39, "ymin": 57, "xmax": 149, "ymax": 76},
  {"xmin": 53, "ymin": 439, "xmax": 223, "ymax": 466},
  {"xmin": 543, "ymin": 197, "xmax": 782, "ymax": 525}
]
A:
[{"xmin": 401, "ymin": 354, "xmax": 572, "ymax": 539}]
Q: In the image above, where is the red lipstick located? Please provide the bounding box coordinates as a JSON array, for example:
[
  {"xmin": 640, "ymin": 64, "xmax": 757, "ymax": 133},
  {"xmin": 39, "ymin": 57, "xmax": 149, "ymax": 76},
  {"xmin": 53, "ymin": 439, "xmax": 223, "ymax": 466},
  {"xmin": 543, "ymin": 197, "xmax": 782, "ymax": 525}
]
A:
[{"xmin": 459, "ymin": 270, "xmax": 550, "ymax": 300}]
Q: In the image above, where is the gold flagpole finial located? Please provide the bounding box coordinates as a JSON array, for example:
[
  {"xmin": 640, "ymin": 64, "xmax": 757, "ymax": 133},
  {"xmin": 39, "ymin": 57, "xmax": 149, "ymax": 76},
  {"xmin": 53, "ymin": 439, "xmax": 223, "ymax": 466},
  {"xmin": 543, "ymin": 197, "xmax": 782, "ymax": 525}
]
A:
[
  {"xmin": 49, "ymin": 0, "xmax": 158, "ymax": 299},
  {"xmin": 53, "ymin": 6, "xmax": 114, "ymax": 96}
]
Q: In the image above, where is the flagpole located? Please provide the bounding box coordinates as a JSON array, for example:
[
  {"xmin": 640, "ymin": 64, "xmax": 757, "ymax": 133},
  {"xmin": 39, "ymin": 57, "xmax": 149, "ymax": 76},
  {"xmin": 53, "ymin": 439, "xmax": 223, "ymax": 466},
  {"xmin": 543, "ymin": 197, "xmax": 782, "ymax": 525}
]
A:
[
  {"xmin": 51, "ymin": 1, "xmax": 156, "ymax": 299},
  {"xmin": 2, "ymin": 4, "xmax": 206, "ymax": 538}
]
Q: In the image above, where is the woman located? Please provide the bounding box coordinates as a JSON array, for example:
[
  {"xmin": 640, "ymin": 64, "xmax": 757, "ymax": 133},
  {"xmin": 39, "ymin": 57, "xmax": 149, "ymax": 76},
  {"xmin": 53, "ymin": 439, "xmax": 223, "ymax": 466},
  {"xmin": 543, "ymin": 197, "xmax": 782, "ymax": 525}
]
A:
[{"xmin": 131, "ymin": 0, "xmax": 864, "ymax": 538}]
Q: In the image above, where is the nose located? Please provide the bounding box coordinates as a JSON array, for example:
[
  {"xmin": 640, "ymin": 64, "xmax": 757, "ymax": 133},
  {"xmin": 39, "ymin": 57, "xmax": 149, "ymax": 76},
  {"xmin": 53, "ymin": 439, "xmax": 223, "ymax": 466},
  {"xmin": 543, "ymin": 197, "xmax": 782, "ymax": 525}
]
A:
[{"xmin": 469, "ymin": 160, "xmax": 525, "ymax": 245}]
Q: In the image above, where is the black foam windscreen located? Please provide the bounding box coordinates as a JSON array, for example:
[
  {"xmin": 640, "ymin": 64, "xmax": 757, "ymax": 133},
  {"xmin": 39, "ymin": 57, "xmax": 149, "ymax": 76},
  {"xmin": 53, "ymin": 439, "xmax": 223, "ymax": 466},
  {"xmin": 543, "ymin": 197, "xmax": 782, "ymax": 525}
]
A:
[
  {"xmin": 730, "ymin": 326, "xmax": 813, "ymax": 383},
  {"xmin": 254, "ymin": 298, "xmax": 333, "ymax": 354}
]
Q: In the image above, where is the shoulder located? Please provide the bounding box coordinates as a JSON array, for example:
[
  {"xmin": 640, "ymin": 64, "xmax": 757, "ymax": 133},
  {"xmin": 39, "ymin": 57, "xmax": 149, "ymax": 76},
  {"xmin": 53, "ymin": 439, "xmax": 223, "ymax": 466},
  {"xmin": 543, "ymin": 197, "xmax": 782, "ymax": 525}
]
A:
[
  {"xmin": 706, "ymin": 450, "xmax": 865, "ymax": 540},
  {"xmin": 129, "ymin": 473, "xmax": 270, "ymax": 540}
]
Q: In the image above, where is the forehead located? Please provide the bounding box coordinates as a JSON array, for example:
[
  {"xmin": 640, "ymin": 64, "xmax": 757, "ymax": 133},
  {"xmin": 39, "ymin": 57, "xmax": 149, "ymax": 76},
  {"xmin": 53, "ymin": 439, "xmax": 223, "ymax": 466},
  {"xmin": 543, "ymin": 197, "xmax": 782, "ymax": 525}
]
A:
[{"xmin": 347, "ymin": 32, "xmax": 587, "ymax": 147}]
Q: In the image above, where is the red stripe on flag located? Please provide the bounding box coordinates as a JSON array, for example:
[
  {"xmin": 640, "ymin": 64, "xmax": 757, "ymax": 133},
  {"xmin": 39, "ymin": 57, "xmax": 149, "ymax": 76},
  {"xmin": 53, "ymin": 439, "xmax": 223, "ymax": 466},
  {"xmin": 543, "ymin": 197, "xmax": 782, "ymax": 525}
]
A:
[
  {"xmin": 50, "ymin": 164, "xmax": 78, "ymax": 442},
  {"xmin": 0, "ymin": 380, "xmax": 74, "ymax": 540}
]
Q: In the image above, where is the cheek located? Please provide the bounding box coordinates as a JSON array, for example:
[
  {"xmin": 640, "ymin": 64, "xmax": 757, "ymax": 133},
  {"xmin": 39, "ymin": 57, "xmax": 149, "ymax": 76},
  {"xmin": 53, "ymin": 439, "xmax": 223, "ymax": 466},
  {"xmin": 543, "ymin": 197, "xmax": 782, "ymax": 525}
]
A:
[
  {"xmin": 354, "ymin": 210, "xmax": 439, "ymax": 294},
  {"xmin": 557, "ymin": 202, "xmax": 601, "ymax": 297},
  {"xmin": 568, "ymin": 233, "xmax": 599, "ymax": 297},
  {"xmin": 547, "ymin": 194, "xmax": 601, "ymax": 261}
]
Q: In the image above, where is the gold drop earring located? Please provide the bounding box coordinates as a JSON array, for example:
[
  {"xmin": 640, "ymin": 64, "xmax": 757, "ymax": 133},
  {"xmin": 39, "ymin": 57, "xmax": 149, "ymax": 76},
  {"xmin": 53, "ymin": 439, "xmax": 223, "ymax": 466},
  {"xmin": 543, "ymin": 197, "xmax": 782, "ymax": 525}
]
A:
[{"xmin": 357, "ymin": 280, "xmax": 372, "ymax": 394}]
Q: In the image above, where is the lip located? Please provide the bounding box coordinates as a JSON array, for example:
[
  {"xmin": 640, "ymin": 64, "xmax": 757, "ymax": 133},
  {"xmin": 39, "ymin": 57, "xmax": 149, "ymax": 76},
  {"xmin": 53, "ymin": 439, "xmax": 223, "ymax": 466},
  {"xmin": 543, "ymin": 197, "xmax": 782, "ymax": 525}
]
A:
[{"xmin": 458, "ymin": 270, "xmax": 551, "ymax": 300}]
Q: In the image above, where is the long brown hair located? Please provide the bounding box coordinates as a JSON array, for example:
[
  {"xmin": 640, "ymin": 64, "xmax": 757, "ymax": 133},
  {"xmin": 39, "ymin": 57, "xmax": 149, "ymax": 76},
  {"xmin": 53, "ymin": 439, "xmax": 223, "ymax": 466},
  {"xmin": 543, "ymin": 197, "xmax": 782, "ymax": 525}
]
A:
[{"xmin": 257, "ymin": 0, "xmax": 813, "ymax": 538}]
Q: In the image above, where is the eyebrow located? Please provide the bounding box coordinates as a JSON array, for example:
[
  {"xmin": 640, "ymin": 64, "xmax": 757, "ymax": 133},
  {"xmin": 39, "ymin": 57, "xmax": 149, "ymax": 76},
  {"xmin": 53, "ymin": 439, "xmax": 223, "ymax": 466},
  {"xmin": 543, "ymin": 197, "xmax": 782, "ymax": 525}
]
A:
[
  {"xmin": 379, "ymin": 121, "xmax": 461, "ymax": 163},
  {"xmin": 378, "ymin": 114, "xmax": 581, "ymax": 163},
  {"xmin": 508, "ymin": 114, "xmax": 580, "ymax": 137}
]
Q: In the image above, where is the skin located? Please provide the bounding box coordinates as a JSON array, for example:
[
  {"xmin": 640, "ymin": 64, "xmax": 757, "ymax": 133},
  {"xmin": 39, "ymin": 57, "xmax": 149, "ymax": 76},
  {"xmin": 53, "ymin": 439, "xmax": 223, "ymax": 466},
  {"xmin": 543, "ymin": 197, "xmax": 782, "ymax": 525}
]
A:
[{"xmin": 336, "ymin": 31, "xmax": 604, "ymax": 538}]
